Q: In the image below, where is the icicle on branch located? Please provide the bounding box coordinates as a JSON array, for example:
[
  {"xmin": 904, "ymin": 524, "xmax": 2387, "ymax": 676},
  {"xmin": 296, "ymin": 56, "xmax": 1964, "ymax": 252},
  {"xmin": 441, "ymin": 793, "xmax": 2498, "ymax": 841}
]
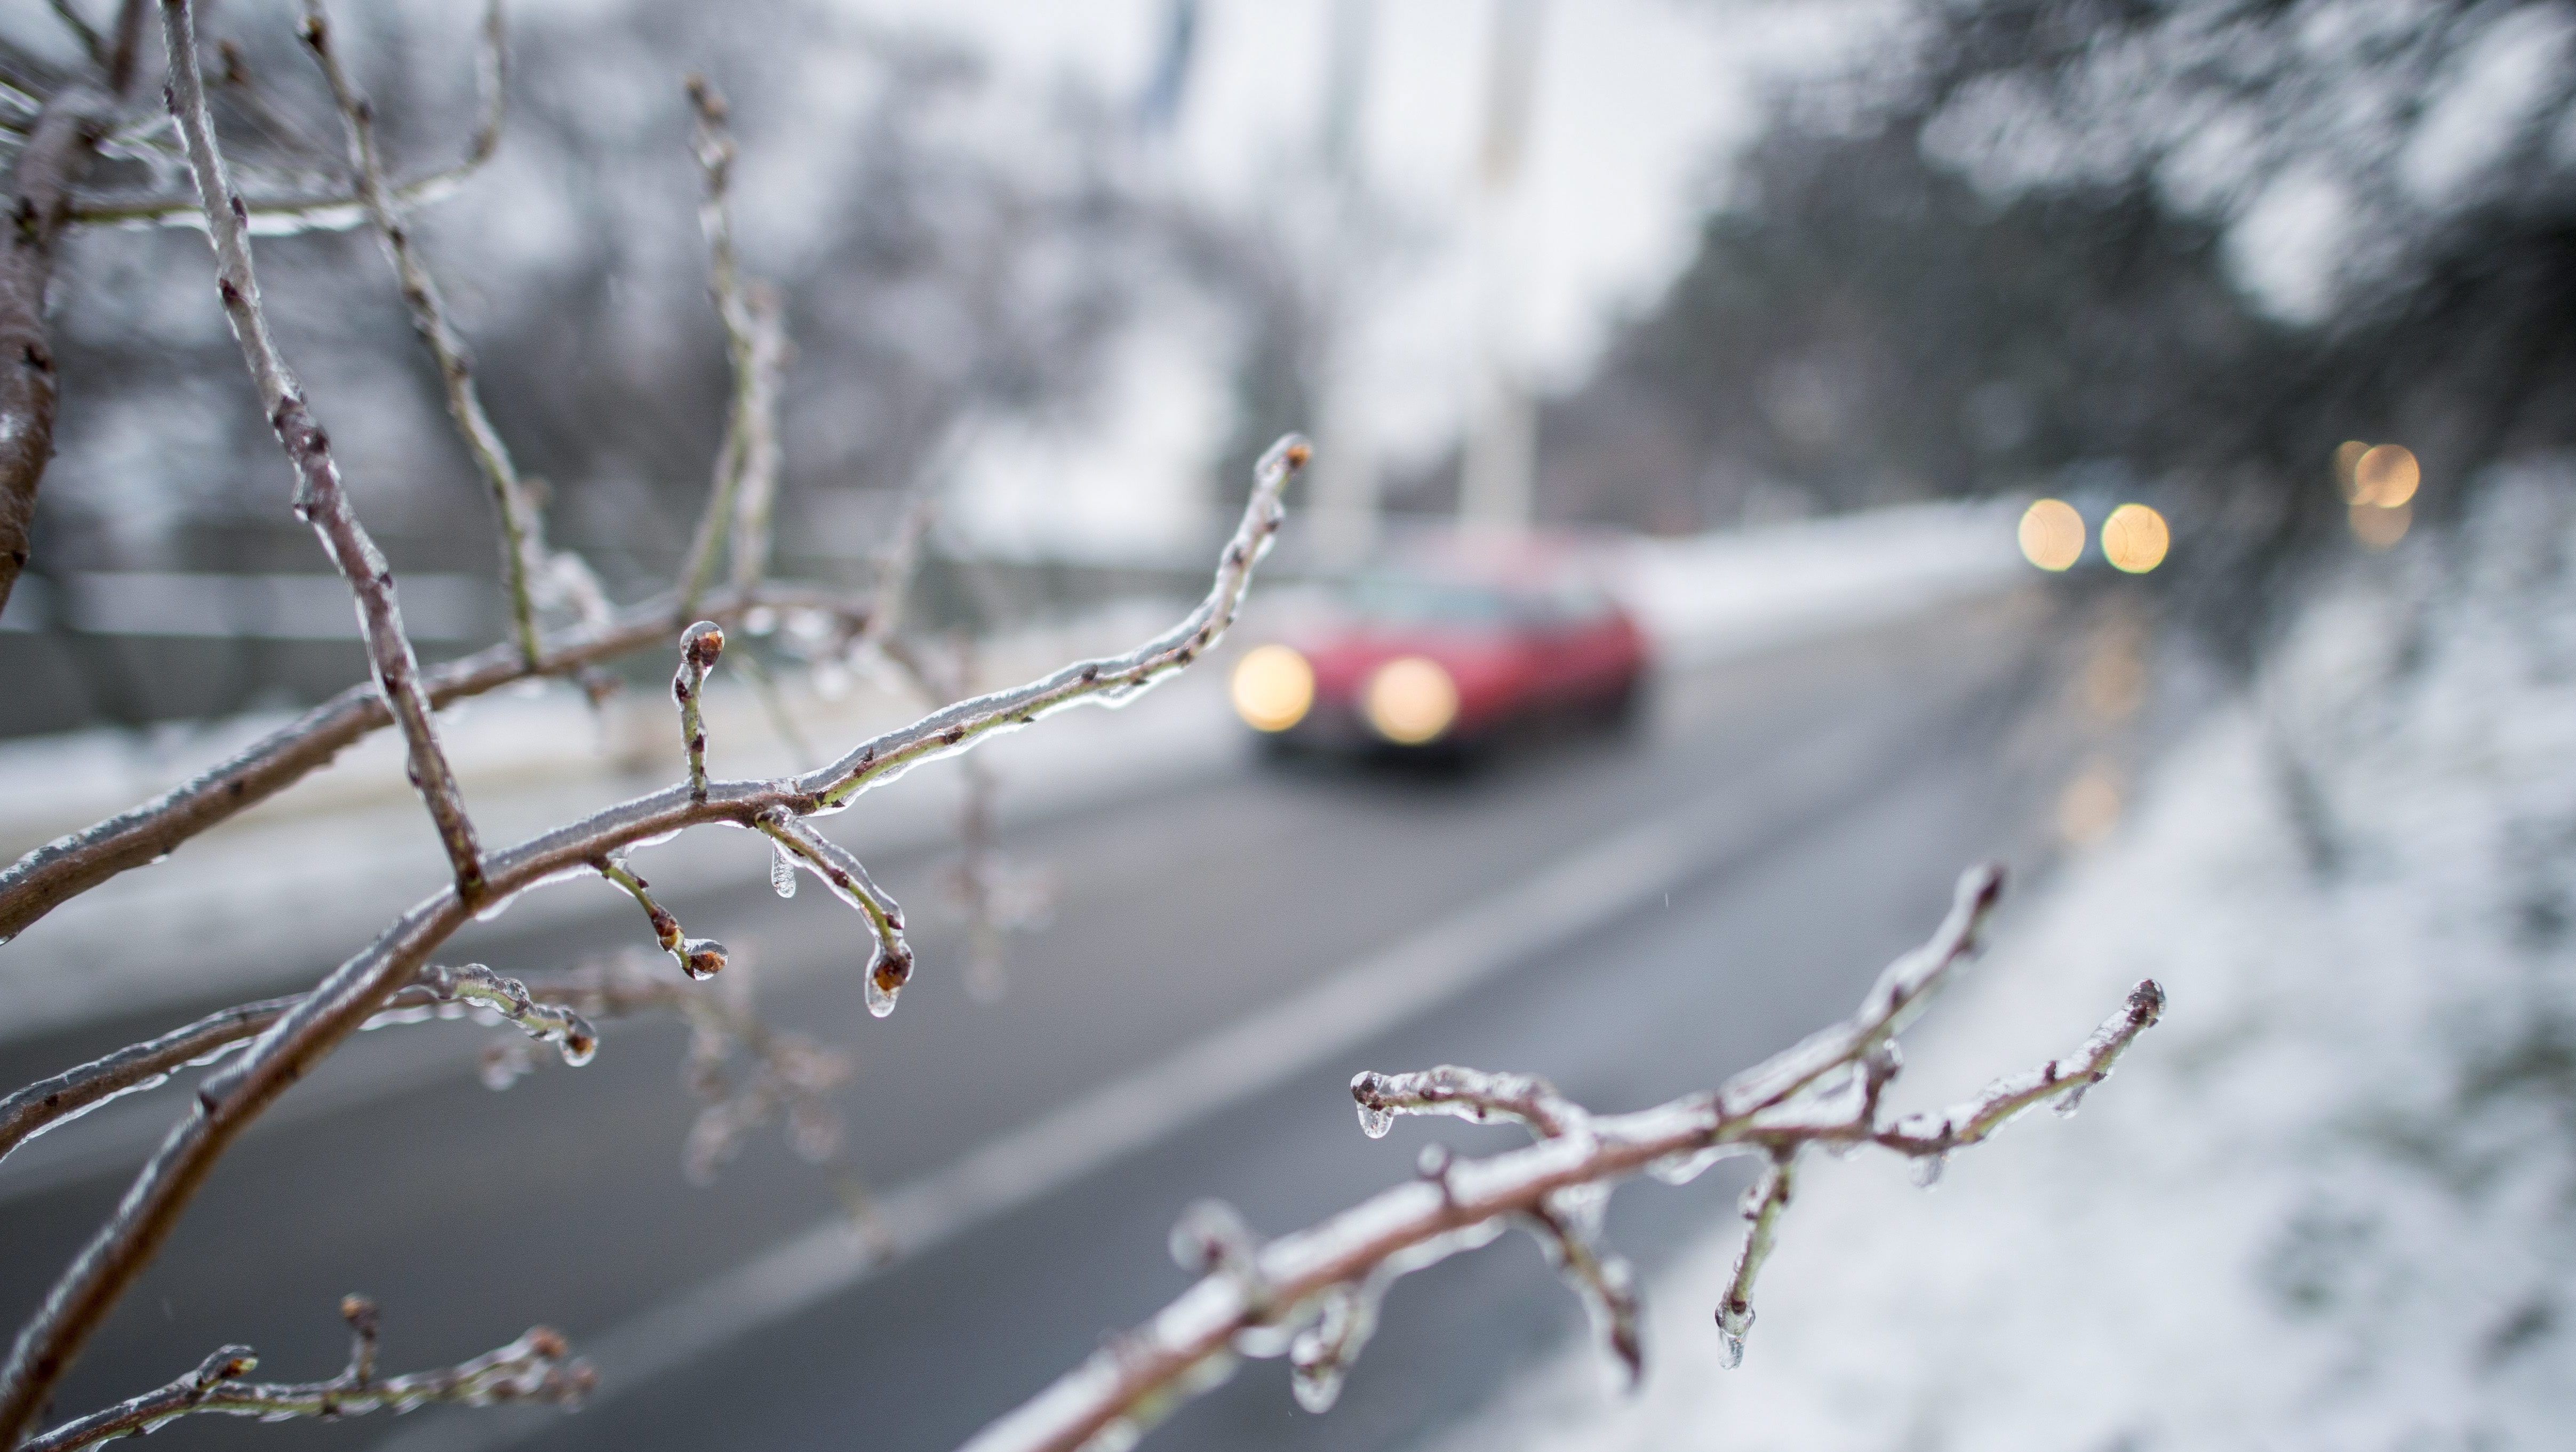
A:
[
  {"xmin": 953, "ymin": 866, "xmax": 2167, "ymax": 1452},
  {"xmin": 69, "ymin": 0, "xmax": 508, "ymax": 233},
  {"xmin": 299, "ymin": 0, "xmax": 551, "ymax": 665},
  {"xmin": 20, "ymin": 1299, "xmax": 588, "ymax": 1452},
  {"xmin": 159, "ymin": 0, "xmax": 487, "ymax": 900}
]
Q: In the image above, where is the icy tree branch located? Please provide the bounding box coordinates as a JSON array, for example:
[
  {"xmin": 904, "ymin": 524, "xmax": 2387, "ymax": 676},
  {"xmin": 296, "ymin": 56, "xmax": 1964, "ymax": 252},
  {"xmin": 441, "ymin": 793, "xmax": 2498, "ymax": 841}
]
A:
[
  {"xmin": 954, "ymin": 866, "xmax": 2168, "ymax": 1452},
  {"xmin": 725, "ymin": 284, "xmax": 787, "ymax": 593},
  {"xmin": 159, "ymin": 0, "xmax": 487, "ymax": 900},
  {"xmin": 0, "ymin": 434, "xmax": 1307, "ymax": 1447},
  {"xmin": 300, "ymin": 0, "xmax": 549, "ymax": 665},
  {"xmin": 0, "ymin": 993, "xmax": 307, "ymax": 1168},
  {"xmin": 675, "ymin": 76, "xmax": 782, "ymax": 614},
  {"xmin": 67, "ymin": 0, "xmax": 507, "ymax": 233},
  {"xmin": 1351, "ymin": 1065, "xmax": 1590, "ymax": 1141},
  {"xmin": 0, "ymin": 582, "xmax": 867, "ymax": 944},
  {"xmin": 20, "ymin": 1300, "xmax": 588, "ymax": 1452},
  {"xmin": 1869, "ymin": 979, "xmax": 2167, "ymax": 1157},
  {"xmin": 0, "ymin": 0, "xmax": 149, "ymax": 622}
]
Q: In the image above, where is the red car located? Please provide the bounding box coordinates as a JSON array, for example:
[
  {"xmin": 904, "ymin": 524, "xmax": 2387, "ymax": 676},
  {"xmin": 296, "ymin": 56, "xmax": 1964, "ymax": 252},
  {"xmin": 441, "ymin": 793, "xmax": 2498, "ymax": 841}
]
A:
[{"xmin": 1231, "ymin": 560, "xmax": 1650, "ymax": 757}]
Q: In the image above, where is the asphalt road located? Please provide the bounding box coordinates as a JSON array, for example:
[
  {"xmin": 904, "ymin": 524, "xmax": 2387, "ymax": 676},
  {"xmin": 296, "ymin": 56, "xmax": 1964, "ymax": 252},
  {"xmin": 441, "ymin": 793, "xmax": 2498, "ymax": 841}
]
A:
[{"xmin": 0, "ymin": 589, "xmax": 2085, "ymax": 1452}]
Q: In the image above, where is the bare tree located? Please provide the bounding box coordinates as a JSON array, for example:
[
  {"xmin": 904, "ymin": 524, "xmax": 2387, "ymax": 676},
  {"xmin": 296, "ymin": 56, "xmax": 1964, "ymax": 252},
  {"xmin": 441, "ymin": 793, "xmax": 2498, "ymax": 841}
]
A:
[{"xmin": 0, "ymin": 6, "xmax": 2164, "ymax": 1452}]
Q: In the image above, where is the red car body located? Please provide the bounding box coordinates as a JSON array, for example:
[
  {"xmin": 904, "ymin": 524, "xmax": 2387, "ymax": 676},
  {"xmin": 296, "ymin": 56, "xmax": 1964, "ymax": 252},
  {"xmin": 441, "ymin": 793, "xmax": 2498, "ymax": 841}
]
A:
[{"xmin": 1238, "ymin": 563, "xmax": 1652, "ymax": 754}]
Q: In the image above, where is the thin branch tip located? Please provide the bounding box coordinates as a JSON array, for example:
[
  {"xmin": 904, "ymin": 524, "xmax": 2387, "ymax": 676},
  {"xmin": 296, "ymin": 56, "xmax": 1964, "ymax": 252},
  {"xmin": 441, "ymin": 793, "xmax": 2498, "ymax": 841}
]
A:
[{"xmin": 958, "ymin": 868, "xmax": 2166, "ymax": 1451}]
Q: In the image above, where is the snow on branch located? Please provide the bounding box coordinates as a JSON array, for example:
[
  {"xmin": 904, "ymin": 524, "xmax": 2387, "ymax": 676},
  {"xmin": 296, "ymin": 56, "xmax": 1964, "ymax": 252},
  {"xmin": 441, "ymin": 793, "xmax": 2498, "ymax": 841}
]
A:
[
  {"xmin": 20, "ymin": 1298, "xmax": 588, "ymax": 1452},
  {"xmin": 69, "ymin": 0, "xmax": 508, "ymax": 233},
  {"xmin": 955, "ymin": 866, "xmax": 2167, "ymax": 1452},
  {"xmin": 158, "ymin": 0, "xmax": 487, "ymax": 900},
  {"xmin": 299, "ymin": 0, "xmax": 555, "ymax": 666}
]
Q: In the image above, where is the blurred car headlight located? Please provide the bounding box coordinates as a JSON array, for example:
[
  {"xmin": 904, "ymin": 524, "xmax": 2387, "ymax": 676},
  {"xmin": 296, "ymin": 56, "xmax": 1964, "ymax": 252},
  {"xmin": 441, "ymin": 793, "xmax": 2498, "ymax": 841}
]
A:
[
  {"xmin": 1365, "ymin": 657, "xmax": 1458, "ymax": 745},
  {"xmin": 1231, "ymin": 644, "xmax": 1315, "ymax": 732}
]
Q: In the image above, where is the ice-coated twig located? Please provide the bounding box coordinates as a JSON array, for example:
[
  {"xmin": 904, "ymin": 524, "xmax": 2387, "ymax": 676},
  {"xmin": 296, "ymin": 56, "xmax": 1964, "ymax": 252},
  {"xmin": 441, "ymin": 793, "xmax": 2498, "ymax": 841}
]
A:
[
  {"xmin": 21, "ymin": 1308, "xmax": 589, "ymax": 1452},
  {"xmin": 68, "ymin": 0, "xmax": 508, "ymax": 233},
  {"xmin": 675, "ymin": 76, "xmax": 771, "ymax": 614},
  {"xmin": 1870, "ymin": 979, "xmax": 2167, "ymax": 1156},
  {"xmin": 1522, "ymin": 1198, "xmax": 1643, "ymax": 1384},
  {"xmin": 1350, "ymin": 1065, "xmax": 1589, "ymax": 1141},
  {"xmin": 1718, "ymin": 862, "xmax": 2005, "ymax": 1117},
  {"xmin": 1714, "ymin": 1152, "xmax": 1793, "ymax": 1367},
  {"xmin": 0, "ymin": 993, "xmax": 305, "ymax": 1167},
  {"xmin": 593, "ymin": 855, "xmax": 727, "ymax": 981},
  {"xmin": 0, "ymin": 582, "xmax": 869, "ymax": 944},
  {"xmin": 805, "ymin": 433, "xmax": 1308, "ymax": 810},
  {"xmin": 673, "ymin": 620, "xmax": 724, "ymax": 800},
  {"xmin": 951, "ymin": 867, "xmax": 2166, "ymax": 1452},
  {"xmin": 878, "ymin": 629, "xmax": 1048, "ymax": 1002},
  {"xmin": 415, "ymin": 963, "xmax": 599, "ymax": 1067},
  {"xmin": 757, "ymin": 808, "xmax": 913, "ymax": 1018},
  {"xmin": 0, "ymin": 437, "xmax": 1305, "ymax": 1446},
  {"xmin": 158, "ymin": 0, "xmax": 487, "ymax": 900},
  {"xmin": 0, "ymin": 0, "xmax": 150, "ymax": 623},
  {"xmin": 725, "ymin": 284, "xmax": 788, "ymax": 593},
  {"xmin": 300, "ymin": 0, "xmax": 547, "ymax": 666}
]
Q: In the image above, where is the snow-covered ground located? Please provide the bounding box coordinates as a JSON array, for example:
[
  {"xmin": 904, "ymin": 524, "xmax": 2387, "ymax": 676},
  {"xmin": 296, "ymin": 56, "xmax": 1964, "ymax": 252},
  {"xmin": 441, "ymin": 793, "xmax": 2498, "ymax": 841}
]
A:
[{"xmin": 1414, "ymin": 467, "xmax": 2576, "ymax": 1449}]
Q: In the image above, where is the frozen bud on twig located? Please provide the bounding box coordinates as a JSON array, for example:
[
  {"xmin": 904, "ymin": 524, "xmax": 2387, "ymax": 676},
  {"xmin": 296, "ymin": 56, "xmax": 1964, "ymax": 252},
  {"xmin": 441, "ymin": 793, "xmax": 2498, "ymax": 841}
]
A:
[
  {"xmin": 757, "ymin": 808, "xmax": 912, "ymax": 1017},
  {"xmin": 339, "ymin": 1294, "xmax": 380, "ymax": 1389},
  {"xmin": 419, "ymin": 964, "xmax": 599, "ymax": 1067},
  {"xmin": 594, "ymin": 854, "xmax": 726, "ymax": 980},
  {"xmin": 674, "ymin": 620, "xmax": 724, "ymax": 801},
  {"xmin": 1715, "ymin": 1151, "xmax": 1797, "ymax": 1367}
]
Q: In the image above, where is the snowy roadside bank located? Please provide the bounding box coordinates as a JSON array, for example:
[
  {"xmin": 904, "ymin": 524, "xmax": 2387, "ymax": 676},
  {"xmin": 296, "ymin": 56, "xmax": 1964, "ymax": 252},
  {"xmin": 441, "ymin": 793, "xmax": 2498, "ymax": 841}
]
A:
[{"xmin": 1410, "ymin": 468, "xmax": 2576, "ymax": 1450}]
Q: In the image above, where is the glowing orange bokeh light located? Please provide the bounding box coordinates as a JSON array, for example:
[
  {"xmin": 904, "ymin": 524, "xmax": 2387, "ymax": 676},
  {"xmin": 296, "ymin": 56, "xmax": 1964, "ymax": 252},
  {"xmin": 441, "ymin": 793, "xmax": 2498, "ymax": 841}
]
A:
[
  {"xmin": 2019, "ymin": 498, "xmax": 2086, "ymax": 572},
  {"xmin": 2101, "ymin": 504, "xmax": 2170, "ymax": 574},
  {"xmin": 2353, "ymin": 444, "xmax": 2420, "ymax": 508}
]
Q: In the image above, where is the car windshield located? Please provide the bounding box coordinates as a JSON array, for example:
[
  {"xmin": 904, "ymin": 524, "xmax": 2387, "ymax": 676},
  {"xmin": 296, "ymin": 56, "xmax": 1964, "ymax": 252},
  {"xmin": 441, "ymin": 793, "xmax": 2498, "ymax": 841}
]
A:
[{"xmin": 1337, "ymin": 576, "xmax": 1520, "ymax": 626}]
